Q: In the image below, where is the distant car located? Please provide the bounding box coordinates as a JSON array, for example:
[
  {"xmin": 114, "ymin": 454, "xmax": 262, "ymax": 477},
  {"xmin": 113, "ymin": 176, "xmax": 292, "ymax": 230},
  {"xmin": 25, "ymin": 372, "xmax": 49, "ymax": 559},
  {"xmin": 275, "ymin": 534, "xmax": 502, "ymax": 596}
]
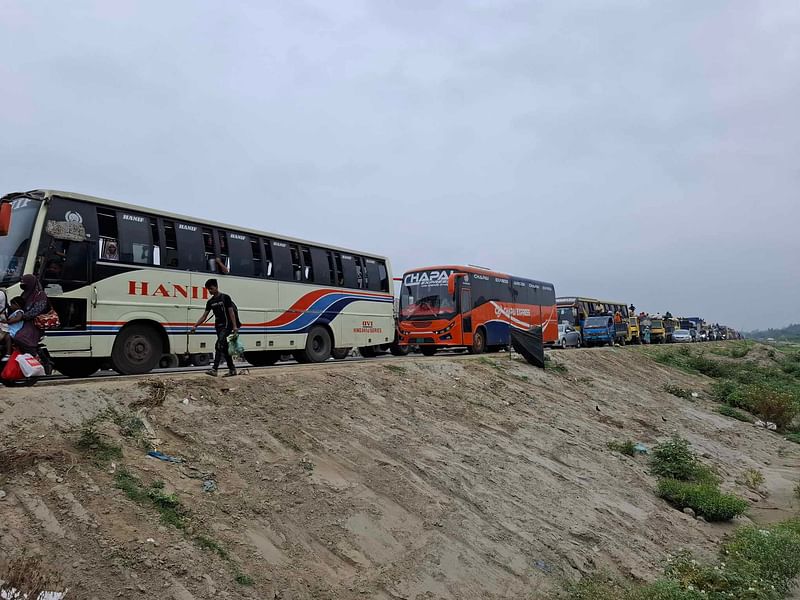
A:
[
  {"xmin": 672, "ymin": 329, "xmax": 693, "ymax": 343},
  {"xmin": 557, "ymin": 324, "xmax": 582, "ymax": 348}
]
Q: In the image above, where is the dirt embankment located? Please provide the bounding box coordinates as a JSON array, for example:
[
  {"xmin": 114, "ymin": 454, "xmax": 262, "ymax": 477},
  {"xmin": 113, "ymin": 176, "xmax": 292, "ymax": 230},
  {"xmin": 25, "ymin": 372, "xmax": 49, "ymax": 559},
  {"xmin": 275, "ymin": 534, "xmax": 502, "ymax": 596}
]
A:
[{"xmin": 1, "ymin": 347, "xmax": 798, "ymax": 599}]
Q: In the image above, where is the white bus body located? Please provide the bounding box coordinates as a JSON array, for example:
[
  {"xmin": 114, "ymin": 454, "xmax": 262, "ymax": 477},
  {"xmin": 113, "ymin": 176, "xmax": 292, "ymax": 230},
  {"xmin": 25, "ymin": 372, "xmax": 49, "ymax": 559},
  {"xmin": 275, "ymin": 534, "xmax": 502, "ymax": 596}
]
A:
[{"xmin": 0, "ymin": 190, "xmax": 395, "ymax": 376}]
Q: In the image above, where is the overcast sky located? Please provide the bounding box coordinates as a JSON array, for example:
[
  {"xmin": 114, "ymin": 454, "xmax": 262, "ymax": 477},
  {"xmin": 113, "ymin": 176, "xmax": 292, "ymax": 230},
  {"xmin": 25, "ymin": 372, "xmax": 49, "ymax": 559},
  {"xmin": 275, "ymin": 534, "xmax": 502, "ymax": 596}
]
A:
[{"xmin": 2, "ymin": 0, "xmax": 798, "ymax": 330}]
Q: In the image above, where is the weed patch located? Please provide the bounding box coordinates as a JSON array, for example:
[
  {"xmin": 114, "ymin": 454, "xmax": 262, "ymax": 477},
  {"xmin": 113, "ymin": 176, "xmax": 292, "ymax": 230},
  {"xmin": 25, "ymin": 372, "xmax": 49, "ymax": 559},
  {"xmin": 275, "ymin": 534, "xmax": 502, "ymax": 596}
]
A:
[
  {"xmin": 195, "ymin": 535, "xmax": 229, "ymax": 559},
  {"xmin": 663, "ymin": 384, "xmax": 692, "ymax": 399},
  {"xmin": 607, "ymin": 440, "xmax": 637, "ymax": 457},
  {"xmin": 737, "ymin": 469, "xmax": 765, "ymax": 491},
  {"xmin": 717, "ymin": 404, "xmax": 752, "ymax": 423},
  {"xmin": 650, "ymin": 437, "xmax": 718, "ymax": 484},
  {"xmin": 545, "ymin": 361, "xmax": 568, "ymax": 373},
  {"xmin": 0, "ymin": 555, "xmax": 67, "ymax": 600},
  {"xmin": 235, "ymin": 573, "xmax": 255, "ymax": 586},
  {"xmin": 566, "ymin": 517, "xmax": 800, "ymax": 599},
  {"xmin": 657, "ymin": 479, "xmax": 748, "ymax": 521},
  {"xmin": 76, "ymin": 425, "xmax": 123, "ymax": 464},
  {"xmin": 114, "ymin": 469, "xmax": 188, "ymax": 530},
  {"xmin": 383, "ymin": 364, "xmax": 407, "ymax": 375}
]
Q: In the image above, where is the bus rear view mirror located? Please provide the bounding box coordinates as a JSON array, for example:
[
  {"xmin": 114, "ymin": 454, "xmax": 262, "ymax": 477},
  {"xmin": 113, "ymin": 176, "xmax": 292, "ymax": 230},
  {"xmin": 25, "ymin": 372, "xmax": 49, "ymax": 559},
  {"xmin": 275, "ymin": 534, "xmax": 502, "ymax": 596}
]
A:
[
  {"xmin": 447, "ymin": 274, "xmax": 456, "ymax": 296},
  {"xmin": 0, "ymin": 203, "xmax": 10, "ymax": 236}
]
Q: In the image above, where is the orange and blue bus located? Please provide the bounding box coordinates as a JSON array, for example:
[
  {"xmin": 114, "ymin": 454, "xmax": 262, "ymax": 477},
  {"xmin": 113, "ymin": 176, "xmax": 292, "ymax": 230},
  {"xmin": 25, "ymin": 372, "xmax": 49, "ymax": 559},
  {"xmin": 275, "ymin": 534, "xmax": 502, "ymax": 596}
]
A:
[
  {"xmin": 397, "ymin": 265, "xmax": 557, "ymax": 355},
  {"xmin": 0, "ymin": 190, "xmax": 396, "ymax": 376}
]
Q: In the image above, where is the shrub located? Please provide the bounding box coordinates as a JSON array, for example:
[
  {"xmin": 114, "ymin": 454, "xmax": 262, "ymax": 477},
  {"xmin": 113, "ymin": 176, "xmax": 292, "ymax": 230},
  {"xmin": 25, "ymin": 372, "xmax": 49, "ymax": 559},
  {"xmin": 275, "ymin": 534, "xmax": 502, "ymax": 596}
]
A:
[
  {"xmin": 650, "ymin": 437, "xmax": 717, "ymax": 484},
  {"xmin": 752, "ymin": 389, "xmax": 799, "ymax": 431},
  {"xmin": 738, "ymin": 468, "xmax": 765, "ymax": 490},
  {"xmin": 607, "ymin": 440, "xmax": 637, "ymax": 456},
  {"xmin": 718, "ymin": 404, "xmax": 752, "ymax": 422},
  {"xmin": 657, "ymin": 479, "xmax": 748, "ymax": 521},
  {"xmin": 663, "ymin": 384, "xmax": 692, "ymax": 399},
  {"xmin": 723, "ymin": 525, "xmax": 800, "ymax": 594}
]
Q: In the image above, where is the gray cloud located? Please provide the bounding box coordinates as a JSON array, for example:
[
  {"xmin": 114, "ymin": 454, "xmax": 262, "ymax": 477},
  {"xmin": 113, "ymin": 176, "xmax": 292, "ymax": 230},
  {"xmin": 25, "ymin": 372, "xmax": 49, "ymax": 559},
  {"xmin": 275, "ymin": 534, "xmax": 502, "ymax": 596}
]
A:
[{"xmin": 2, "ymin": 0, "xmax": 798, "ymax": 329}]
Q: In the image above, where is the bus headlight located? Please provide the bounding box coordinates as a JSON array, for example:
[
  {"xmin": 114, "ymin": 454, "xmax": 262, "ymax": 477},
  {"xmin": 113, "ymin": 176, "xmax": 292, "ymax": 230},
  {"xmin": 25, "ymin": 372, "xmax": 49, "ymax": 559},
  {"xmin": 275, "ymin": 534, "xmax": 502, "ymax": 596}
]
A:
[{"xmin": 434, "ymin": 322, "xmax": 455, "ymax": 335}]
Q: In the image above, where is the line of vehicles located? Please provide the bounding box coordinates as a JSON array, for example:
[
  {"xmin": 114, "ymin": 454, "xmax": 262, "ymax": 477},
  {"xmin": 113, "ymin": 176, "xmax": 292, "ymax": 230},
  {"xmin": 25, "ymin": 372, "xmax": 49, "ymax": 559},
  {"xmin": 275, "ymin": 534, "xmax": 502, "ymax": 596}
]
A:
[
  {"xmin": 553, "ymin": 296, "xmax": 740, "ymax": 349},
  {"xmin": 0, "ymin": 190, "xmax": 739, "ymax": 382}
]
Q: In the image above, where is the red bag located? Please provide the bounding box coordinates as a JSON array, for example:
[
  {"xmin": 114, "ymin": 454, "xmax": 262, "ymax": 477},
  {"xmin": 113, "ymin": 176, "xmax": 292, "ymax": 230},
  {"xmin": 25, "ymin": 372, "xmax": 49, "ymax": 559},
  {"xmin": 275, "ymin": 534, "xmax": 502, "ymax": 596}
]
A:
[{"xmin": 2, "ymin": 350, "xmax": 25, "ymax": 381}]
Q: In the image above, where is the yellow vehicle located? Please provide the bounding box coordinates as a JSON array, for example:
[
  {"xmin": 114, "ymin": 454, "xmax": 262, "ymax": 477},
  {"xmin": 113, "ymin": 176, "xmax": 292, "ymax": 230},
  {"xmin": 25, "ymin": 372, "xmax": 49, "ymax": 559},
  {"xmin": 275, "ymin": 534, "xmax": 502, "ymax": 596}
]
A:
[
  {"xmin": 628, "ymin": 316, "xmax": 641, "ymax": 344},
  {"xmin": 648, "ymin": 318, "xmax": 667, "ymax": 344}
]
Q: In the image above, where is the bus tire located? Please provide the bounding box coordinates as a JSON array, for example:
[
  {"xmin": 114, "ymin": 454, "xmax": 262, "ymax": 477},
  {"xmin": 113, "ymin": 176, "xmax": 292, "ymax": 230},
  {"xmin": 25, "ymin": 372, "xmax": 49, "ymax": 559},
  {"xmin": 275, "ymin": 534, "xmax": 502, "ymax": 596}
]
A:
[
  {"xmin": 112, "ymin": 323, "xmax": 163, "ymax": 375},
  {"xmin": 244, "ymin": 351, "xmax": 280, "ymax": 366},
  {"xmin": 192, "ymin": 353, "xmax": 212, "ymax": 367},
  {"xmin": 53, "ymin": 358, "xmax": 101, "ymax": 379},
  {"xmin": 420, "ymin": 346, "xmax": 437, "ymax": 356},
  {"xmin": 332, "ymin": 348, "xmax": 351, "ymax": 360},
  {"xmin": 359, "ymin": 346, "xmax": 377, "ymax": 358},
  {"xmin": 389, "ymin": 342, "xmax": 410, "ymax": 356},
  {"xmin": 297, "ymin": 326, "xmax": 332, "ymax": 363},
  {"xmin": 159, "ymin": 354, "xmax": 180, "ymax": 369},
  {"xmin": 469, "ymin": 328, "xmax": 487, "ymax": 354}
]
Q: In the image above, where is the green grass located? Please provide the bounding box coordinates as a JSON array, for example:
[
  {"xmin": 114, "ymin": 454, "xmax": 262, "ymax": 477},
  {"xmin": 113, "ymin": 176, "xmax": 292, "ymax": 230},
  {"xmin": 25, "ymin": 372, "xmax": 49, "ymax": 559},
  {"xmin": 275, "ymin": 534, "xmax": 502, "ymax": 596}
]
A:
[
  {"xmin": 566, "ymin": 518, "xmax": 800, "ymax": 599},
  {"xmin": 717, "ymin": 404, "xmax": 752, "ymax": 422},
  {"xmin": 654, "ymin": 345, "xmax": 800, "ymax": 432},
  {"xmin": 544, "ymin": 361, "xmax": 569, "ymax": 373},
  {"xmin": 195, "ymin": 534, "xmax": 229, "ymax": 559},
  {"xmin": 784, "ymin": 432, "xmax": 800, "ymax": 444},
  {"xmin": 235, "ymin": 573, "xmax": 254, "ymax": 586},
  {"xmin": 75, "ymin": 425, "xmax": 123, "ymax": 464},
  {"xmin": 607, "ymin": 440, "xmax": 637, "ymax": 457},
  {"xmin": 114, "ymin": 469, "xmax": 188, "ymax": 530},
  {"xmin": 383, "ymin": 364, "xmax": 407, "ymax": 375},
  {"xmin": 657, "ymin": 479, "xmax": 748, "ymax": 521}
]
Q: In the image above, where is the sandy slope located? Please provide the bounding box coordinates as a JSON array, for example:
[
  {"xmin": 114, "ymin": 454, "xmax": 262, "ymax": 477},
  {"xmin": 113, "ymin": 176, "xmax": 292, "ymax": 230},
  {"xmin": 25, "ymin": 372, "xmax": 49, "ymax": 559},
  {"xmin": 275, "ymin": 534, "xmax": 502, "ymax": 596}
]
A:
[{"xmin": 1, "ymin": 346, "xmax": 797, "ymax": 599}]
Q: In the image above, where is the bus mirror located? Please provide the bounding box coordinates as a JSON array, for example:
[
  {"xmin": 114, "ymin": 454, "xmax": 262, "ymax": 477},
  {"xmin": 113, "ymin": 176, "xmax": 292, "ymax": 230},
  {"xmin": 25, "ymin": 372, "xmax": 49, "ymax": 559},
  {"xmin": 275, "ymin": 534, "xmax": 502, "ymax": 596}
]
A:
[
  {"xmin": 0, "ymin": 203, "xmax": 10, "ymax": 236},
  {"xmin": 447, "ymin": 274, "xmax": 457, "ymax": 296},
  {"xmin": 46, "ymin": 220, "xmax": 87, "ymax": 242}
]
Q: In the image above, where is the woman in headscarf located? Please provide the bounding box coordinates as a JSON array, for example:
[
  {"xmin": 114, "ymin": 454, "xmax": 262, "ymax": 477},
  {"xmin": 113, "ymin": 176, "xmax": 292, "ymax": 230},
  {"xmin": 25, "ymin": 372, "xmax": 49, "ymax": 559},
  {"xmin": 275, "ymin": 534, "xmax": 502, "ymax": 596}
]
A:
[{"xmin": 13, "ymin": 274, "xmax": 50, "ymax": 354}]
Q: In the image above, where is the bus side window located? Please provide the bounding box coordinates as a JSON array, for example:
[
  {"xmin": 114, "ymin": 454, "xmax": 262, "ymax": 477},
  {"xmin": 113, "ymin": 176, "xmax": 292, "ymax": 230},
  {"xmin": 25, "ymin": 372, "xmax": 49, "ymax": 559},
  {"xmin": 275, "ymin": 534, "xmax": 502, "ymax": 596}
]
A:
[
  {"xmin": 162, "ymin": 221, "xmax": 179, "ymax": 268},
  {"xmin": 365, "ymin": 258, "xmax": 382, "ymax": 292},
  {"xmin": 202, "ymin": 228, "xmax": 216, "ymax": 272},
  {"xmin": 377, "ymin": 261, "xmax": 389, "ymax": 292},
  {"xmin": 333, "ymin": 252, "xmax": 344, "ymax": 286},
  {"xmin": 174, "ymin": 223, "xmax": 206, "ymax": 271},
  {"xmin": 300, "ymin": 246, "xmax": 314, "ymax": 282},
  {"xmin": 354, "ymin": 257, "xmax": 367, "ymax": 289},
  {"xmin": 117, "ymin": 211, "xmax": 153, "ymax": 265},
  {"xmin": 310, "ymin": 247, "xmax": 331, "ymax": 285},
  {"xmin": 97, "ymin": 208, "xmax": 119, "ymax": 261},
  {"xmin": 226, "ymin": 231, "xmax": 253, "ymax": 277},
  {"xmin": 340, "ymin": 254, "xmax": 358, "ymax": 288},
  {"xmin": 250, "ymin": 237, "xmax": 263, "ymax": 276},
  {"xmin": 262, "ymin": 239, "xmax": 274, "ymax": 278},
  {"xmin": 270, "ymin": 241, "xmax": 292, "ymax": 281},
  {"xmin": 217, "ymin": 231, "xmax": 230, "ymax": 272},
  {"xmin": 289, "ymin": 243, "xmax": 302, "ymax": 281},
  {"xmin": 150, "ymin": 218, "xmax": 161, "ymax": 266}
]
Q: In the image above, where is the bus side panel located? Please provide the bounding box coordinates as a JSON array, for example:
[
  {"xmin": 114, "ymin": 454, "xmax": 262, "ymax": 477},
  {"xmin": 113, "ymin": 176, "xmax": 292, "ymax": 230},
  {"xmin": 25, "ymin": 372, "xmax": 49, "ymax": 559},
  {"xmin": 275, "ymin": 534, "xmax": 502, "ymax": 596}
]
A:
[
  {"xmin": 541, "ymin": 304, "xmax": 558, "ymax": 343},
  {"xmin": 335, "ymin": 297, "xmax": 394, "ymax": 349}
]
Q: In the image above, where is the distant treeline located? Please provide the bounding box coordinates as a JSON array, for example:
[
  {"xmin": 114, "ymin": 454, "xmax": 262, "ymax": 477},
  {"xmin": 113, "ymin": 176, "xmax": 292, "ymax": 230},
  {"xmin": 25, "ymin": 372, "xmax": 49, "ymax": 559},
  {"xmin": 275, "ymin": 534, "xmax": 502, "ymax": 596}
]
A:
[{"xmin": 746, "ymin": 323, "xmax": 800, "ymax": 341}]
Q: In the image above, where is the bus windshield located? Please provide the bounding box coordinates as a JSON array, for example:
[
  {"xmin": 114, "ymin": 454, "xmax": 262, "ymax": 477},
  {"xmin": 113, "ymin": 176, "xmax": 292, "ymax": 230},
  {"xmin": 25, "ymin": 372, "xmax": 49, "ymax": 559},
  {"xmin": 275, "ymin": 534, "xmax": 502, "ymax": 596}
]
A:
[
  {"xmin": 399, "ymin": 271, "xmax": 456, "ymax": 321},
  {"xmin": 0, "ymin": 198, "xmax": 41, "ymax": 285}
]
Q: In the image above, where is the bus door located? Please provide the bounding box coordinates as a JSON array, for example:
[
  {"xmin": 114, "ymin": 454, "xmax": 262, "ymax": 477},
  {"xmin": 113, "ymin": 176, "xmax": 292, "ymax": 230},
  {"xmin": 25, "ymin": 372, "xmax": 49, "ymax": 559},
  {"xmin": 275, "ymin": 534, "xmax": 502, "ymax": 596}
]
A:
[
  {"xmin": 460, "ymin": 286, "xmax": 472, "ymax": 344},
  {"xmin": 37, "ymin": 196, "xmax": 98, "ymax": 353}
]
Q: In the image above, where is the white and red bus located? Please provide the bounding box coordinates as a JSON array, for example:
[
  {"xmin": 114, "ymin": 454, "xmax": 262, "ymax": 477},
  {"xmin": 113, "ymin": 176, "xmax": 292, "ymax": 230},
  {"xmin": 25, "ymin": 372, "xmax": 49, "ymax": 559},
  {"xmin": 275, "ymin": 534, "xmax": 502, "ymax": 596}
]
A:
[
  {"xmin": 0, "ymin": 190, "xmax": 395, "ymax": 376},
  {"xmin": 397, "ymin": 265, "xmax": 557, "ymax": 355}
]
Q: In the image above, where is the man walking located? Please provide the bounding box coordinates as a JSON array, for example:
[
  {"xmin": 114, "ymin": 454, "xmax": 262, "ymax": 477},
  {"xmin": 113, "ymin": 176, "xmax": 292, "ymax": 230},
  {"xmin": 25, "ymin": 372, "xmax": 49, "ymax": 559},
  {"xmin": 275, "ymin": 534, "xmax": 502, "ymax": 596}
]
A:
[{"xmin": 191, "ymin": 278, "xmax": 239, "ymax": 377}]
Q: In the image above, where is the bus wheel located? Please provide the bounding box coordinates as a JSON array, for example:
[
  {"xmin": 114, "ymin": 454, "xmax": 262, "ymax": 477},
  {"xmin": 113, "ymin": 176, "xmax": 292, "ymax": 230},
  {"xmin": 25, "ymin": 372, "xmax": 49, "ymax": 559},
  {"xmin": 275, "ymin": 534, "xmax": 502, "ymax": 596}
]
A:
[
  {"xmin": 159, "ymin": 354, "xmax": 180, "ymax": 369},
  {"xmin": 332, "ymin": 348, "xmax": 351, "ymax": 360},
  {"xmin": 53, "ymin": 358, "xmax": 101, "ymax": 379},
  {"xmin": 297, "ymin": 326, "xmax": 332, "ymax": 363},
  {"xmin": 112, "ymin": 324, "xmax": 163, "ymax": 375},
  {"xmin": 389, "ymin": 342, "xmax": 410, "ymax": 356},
  {"xmin": 192, "ymin": 353, "xmax": 212, "ymax": 367},
  {"xmin": 469, "ymin": 328, "xmax": 487, "ymax": 354},
  {"xmin": 244, "ymin": 351, "xmax": 280, "ymax": 366},
  {"xmin": 420, "ymin": 346, "xmax": 437, "ymax": 357},
  {"xmin": 359, "ymin": 346, "xmax": 377, "ymax": 358}
]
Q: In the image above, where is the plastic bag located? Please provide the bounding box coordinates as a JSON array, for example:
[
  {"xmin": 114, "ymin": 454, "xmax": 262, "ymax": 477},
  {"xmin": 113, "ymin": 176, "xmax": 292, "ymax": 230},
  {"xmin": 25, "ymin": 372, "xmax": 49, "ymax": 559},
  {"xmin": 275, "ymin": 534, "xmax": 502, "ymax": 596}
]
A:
[
  {"xmin": 17, "ymin": 353, "xmax": 45, "ymax": 378},
  {"xmin": 2, "ymin": 350, "xmax": 24, "ymax": 381},
  {"xmin": 227, "ymin": 333, "xmax": 245, "ymax": 360}
]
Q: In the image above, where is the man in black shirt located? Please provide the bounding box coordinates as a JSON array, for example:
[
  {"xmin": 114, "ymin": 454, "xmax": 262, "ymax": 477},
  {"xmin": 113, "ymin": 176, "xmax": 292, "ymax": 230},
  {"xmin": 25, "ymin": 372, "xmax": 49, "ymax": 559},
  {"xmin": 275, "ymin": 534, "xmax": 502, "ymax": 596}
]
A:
[{"xmin": 190, "ymin": 278, "xmax": 239, "ymax": 377}]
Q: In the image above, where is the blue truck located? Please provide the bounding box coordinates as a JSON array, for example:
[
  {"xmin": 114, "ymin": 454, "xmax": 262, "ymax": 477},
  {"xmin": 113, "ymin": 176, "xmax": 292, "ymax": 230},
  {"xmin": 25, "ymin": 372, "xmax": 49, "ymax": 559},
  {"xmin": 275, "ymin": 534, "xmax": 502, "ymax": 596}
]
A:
[{"xmin": 581, "ymin": 315, "xmax": 616, "ymax": 347}]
